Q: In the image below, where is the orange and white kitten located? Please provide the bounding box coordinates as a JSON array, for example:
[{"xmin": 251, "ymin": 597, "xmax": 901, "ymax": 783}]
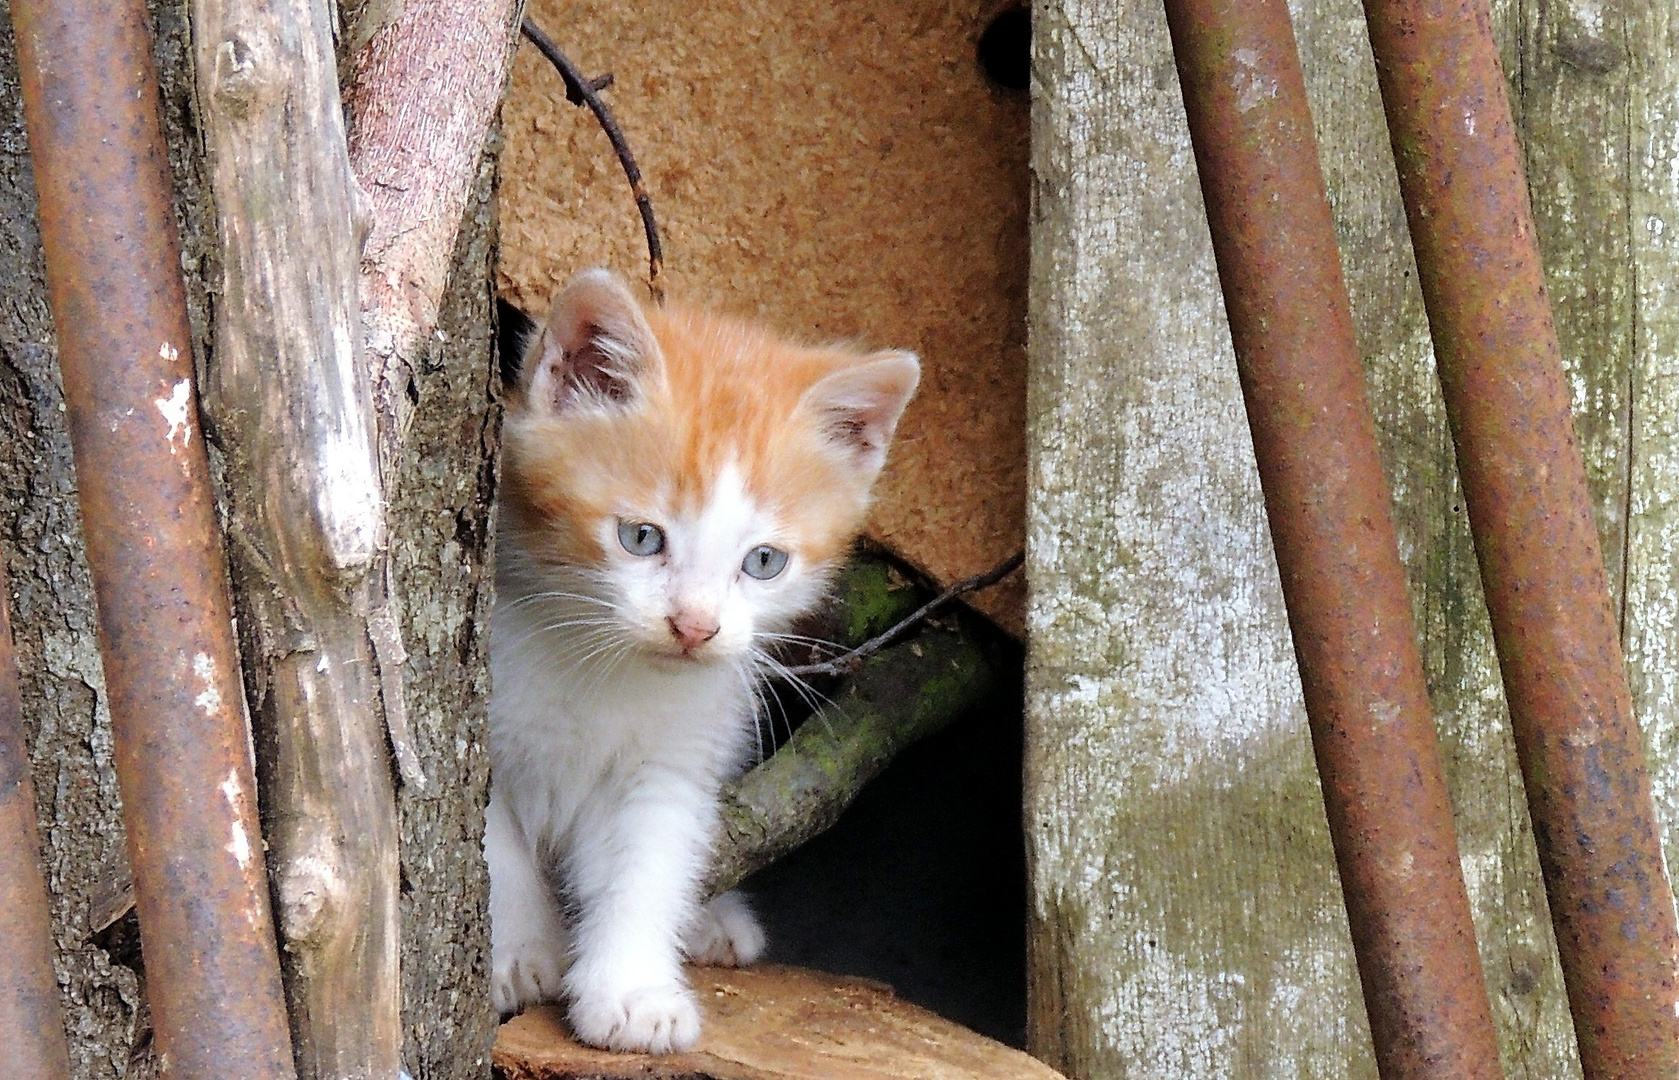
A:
[{"xmin": 486, "ymin": 269, "xmax": 919, "ymax": 1052}]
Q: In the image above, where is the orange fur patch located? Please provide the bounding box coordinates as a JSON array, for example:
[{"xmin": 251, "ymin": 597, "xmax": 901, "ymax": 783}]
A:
[{"xmin": 502, "ymin": 299, "xmax": 886, "ymax": 573}]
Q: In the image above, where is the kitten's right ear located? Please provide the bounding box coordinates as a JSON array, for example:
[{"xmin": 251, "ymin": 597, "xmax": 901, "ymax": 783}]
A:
[{"xmin": 524, "ymin": 269, "xmax": 662, "ymax": 411}]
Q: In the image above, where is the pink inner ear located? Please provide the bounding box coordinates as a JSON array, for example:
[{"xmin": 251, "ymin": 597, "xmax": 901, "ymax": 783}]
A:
[
  {"xmin": 810, "ymin": 351, "xmax": 921, "ymax": 471},
  {"xmin": 526, "ymin": 270, "xmax": 659, "ymax": 412},
  {"xmin": 543, "ymin": 325, "xmax": 634, "ymax": 405}
]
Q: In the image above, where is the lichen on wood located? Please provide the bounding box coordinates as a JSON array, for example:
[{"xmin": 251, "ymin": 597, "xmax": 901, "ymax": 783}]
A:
[
  {"xmin": 0, "ymin": 0, "xmax": 216, "ymax": 1074},
  {"xmin": 190, "ymin": 0, "xmax": 400, "ymax": 1070}
]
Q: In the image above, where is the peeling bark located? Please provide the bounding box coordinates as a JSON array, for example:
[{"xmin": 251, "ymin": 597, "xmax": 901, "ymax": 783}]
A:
[{"xmin": 344, "ymin": 0, "xmax": 522, "ymax": 486}]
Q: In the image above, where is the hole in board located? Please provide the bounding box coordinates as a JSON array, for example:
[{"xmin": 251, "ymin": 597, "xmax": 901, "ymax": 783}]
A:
[{"xmin": 978, "ymin": 6, "xmax": 1031, "ymax": 91}]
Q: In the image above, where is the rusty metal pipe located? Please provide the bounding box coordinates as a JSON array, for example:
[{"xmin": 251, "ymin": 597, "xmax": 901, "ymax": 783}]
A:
[
  {"xmin": 8, "ymin": 0, "xmax": 297, "ymax": 1075},
  {"xmin": 1161, "ymin": 2, "xmax": 1507, "ymax": 1075},
  {"xmin": 0, "ymin": 562, "xmax": 70, "ymax": 1080},
  {"xmin": 1360, "ymin": 2, "xmax": 1679, "ymax": 1074}
]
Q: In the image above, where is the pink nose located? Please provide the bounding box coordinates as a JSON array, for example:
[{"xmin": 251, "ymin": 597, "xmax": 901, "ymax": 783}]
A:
[{"xmin": 667, "ymin": 613, "xmax": 720, "ymax": 652}]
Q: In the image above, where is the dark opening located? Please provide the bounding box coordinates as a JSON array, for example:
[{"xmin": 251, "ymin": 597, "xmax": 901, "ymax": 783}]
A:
[
  {"xmin": 747, "ymin": 639, "xmax": 1028, "ymax": 1047},
  {"xmin": 977, "ymin": 6, "xmax": 1031, "ymax": 92}
]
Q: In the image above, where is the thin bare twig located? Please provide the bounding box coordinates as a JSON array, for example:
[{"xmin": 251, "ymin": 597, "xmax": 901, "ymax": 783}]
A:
[
  {"xmin": 520, "ymin": 18, "xmax": 665, "ymax": 304},
  {"xmin": 782, "ymin": 551, "xmax": 1024, "ymax": 679}
]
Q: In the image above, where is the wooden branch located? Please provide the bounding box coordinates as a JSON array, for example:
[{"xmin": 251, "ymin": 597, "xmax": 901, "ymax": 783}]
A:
[
  {"xmin": 707, "ymin": 619, "xmax": 999, "ymax": 897},
  {"xmin": 342, "ymin": 0, "xmax": 522, "ymax": 484},
  {"xmin": 190, "ymin": 0, "xmax": 399, "ymax": 1076}
]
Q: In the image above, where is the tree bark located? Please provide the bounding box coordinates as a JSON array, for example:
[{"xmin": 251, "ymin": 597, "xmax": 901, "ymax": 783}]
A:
[
  {"xmin": 1, "ymin": 0, "xmax": 510, "ymax": 1075},
  {"xmin": 341, "ymin": 5, "xmax": 519, "ymax": 1073},
  {"xmin": 389, "ymin": 148, "xmax": 503, "ymax": 1080},
  {"xmin": 0, "ymin": 0, "xmax": 218, "ymax": 1074}
]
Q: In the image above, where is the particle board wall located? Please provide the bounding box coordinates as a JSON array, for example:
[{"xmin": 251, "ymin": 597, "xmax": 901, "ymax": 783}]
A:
[{"xmin": 498, "ymin": 0, "xmax": 1030, "ymax": 633}]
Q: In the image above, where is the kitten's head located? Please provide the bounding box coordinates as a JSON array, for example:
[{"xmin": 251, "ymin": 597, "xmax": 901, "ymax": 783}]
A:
[{"xmin": 501, "ymin": 269, "xmax": 919, "ymax": 667}]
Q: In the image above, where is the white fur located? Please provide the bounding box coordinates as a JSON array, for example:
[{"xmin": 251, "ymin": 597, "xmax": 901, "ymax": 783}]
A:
[{"xmin": 487, "ymin": 464, "xmax": 809, "ymax": 1052}]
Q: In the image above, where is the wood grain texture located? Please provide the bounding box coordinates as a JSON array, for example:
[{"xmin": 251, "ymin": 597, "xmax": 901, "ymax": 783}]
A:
[
  {"xmin": 1027, "ymin": 0, "xmax": 1679, "ymax": 1076},
  {"xmin": 192, "ymin": 0, "xmax": 400, "ymax": 1073},
  {"xmin": 1026, "ymin": 3, "xmax": 1363, "ymax": 1074},
  {"xmin": 1622, "ymin": 2, "xmax": 1679, "ymax": 984},
  {"xmin": 494, "ymin": 965, "xmax": 1068, "ymax": 1080},
  {"xmin": 344, "ymin": 0, "xmax": 521, "ymax": 485}
]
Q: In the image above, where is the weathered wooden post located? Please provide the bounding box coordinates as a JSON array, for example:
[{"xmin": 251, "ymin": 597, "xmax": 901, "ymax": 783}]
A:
[
  {"xmin": 1028, "ymin": 0, "xmax": 1679, "ymax": 1075},
  {"xmin": 1360, "ymin": 0, "xmax": 1679, "ymax": 1071},
  {"xmin": 1162, "ymin": 0, "xmax": 1505, "ymax": 1073}
]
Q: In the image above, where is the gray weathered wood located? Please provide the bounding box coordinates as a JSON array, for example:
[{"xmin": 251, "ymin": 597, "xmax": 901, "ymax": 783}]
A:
[
  {"xmin": 1027, "ymin": 1, "xmax": 1679, "ymax": 1076},
  {"xmin": 192, "ymin": 0, "xmax": 399, "ymax": 1073}
]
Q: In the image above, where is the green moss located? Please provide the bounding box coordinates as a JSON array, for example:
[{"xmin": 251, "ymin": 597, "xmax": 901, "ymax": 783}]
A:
[{"xmin": 832, "ymin": 556, "xmax": 923, "ymax": 644}]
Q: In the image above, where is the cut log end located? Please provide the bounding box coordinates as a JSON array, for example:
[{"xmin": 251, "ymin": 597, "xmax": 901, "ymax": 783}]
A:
[{"xmin": 492, "ymin": 964, "xmax": 1065, "ymax": 1080}]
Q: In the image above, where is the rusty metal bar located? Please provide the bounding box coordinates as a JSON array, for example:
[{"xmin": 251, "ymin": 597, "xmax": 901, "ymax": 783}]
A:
[
  {"xmin": 8, "ymin": 0, "xmax": 298, "ymax": 1075},
  {"xmin": 1161, "ymin": 2, "xmax": 1506, "ymax": 1075},
  {"xmin": 1359, "ymin": 2, "xmax": 1679, "ymax": 1075},
  {"xmin": 0, "ymin": 561, "xmax": 70, "ymax": 1080}
]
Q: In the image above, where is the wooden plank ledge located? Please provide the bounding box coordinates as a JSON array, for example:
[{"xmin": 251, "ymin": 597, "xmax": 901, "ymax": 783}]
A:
[{"xmin": 493, "ymin": 965, "xmax": 1066, "ymax": 1080}]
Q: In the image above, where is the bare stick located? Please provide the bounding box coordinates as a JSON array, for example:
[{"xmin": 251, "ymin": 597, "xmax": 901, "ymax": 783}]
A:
[
  {"xmin": 520, "ymin": 18, "xmax": 665, "ymax": 304},
  {"xmin": 781, "ymin": 551, "xmax": 1023, "ymax": 679},
  {"xmin": 191, "ymin": 0, "xmax": 520, "ymax": 1074},
  {"xmin": 192, "ymin": 0, "xmax": 399, "ymax": 1074},
  {"xmin": 345, "ymin": 0, "xmax": 522, "ymax": 481}
]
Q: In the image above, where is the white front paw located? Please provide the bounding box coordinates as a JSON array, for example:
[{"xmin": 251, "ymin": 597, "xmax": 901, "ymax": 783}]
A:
[
  {"xmin": 568, "ymin": 981, "xmax": 701, "ymax": 1053},
  {"xmin": 491, "ymin": 934, "xmax": 569, "ymax": 1016},
  {"xmin": 683, "ymin": 890, "xmax": 766, "ymax": 968}
]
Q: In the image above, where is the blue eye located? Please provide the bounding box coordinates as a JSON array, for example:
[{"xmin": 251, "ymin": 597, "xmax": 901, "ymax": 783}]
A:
[
  {"xmin": 618, "ymin": 521, "xmax": 665, "ymax": 556},
  {"xmin": 742, "ymin": 545, "xmax": 789, "ymax": 580}
]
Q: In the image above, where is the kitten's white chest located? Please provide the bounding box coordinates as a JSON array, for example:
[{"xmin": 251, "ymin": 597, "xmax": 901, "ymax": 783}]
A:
[{"xmin": 489, "ymin": 596, "xmax": 752, "ymax": 840}]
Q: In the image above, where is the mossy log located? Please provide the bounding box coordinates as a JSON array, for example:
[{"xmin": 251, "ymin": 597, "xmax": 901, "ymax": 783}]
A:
[{"xmin": 708, "ymin": 556, "xmax": 1000, "ymax": 895}]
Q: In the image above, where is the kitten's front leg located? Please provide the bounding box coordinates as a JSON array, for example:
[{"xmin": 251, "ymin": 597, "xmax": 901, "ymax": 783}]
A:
[
  {"xmin": 486, "ymin": 788, "xmax": 571, "ymax": 1015},
  {"xmin": 561, "ymin": 767, "xmax": 716, "ymax": 1053}
]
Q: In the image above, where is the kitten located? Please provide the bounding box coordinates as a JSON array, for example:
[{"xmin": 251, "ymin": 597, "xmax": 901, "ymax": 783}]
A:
[{"xmin": 485, "ymin": 269, "xmax": 919, "ymax": 1053}]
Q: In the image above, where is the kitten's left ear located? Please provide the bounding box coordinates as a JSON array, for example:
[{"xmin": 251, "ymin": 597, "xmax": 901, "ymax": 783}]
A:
[
  {"xmin": 804, "ymin": 350, "xmax": 921, "ymax": 474},
  {"xmin": 525, "ymin": 269, "xmax": 662, "ymax": 411}
]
